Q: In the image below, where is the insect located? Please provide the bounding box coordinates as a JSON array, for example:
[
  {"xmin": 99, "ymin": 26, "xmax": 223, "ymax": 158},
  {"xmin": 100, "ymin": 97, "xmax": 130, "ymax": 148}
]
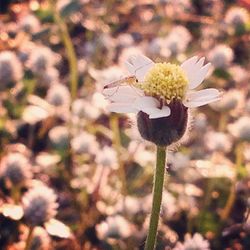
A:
[
  {"xmin": 103, "ymin": 75, "xmax": 138, "ymax": 90},
  {"xmin": 102, "ymin": 75, "xmax": 139, "ymax": 98},
  {"xmin": 103, "ymin": 60, "xmax": 153, "ymax": 98}
]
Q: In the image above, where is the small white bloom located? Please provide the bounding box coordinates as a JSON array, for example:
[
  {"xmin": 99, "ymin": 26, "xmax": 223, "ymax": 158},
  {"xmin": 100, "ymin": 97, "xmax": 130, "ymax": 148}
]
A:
[
  {"xmin": 194, "ymin": 157, "xmax": 235, "ymax": 179},
  {"xmin": 193, "ymin": 113, "xmax": 208, "ymax": 132},
  {"xmin": 96, "ymin": 215, "xmax": 132, "ymax": 239},
  {"xmin": 36, "ymin": 67, "xmax": 60, "ymax": 86},
  {"xmin": 210, "ymin": 89, "xmax": 244, "ymax": 114},
  {"xmin": 168, "ymin": 152, "xmax": 190, "ymax": 170},
  {"xmin": 22, "ymin": 105, "xmax": 50, "ymax": 125},
  {"xmin": 0, "ymin": 153, "xmax": 32, "ymax": 185},
  {"xmin": 205, "ymin": 131, "xmax": 232, "ymax": 153},
  {"xmin": 0, "ymin": 51, "xmax": 23, "ymax": 89},
  {"xmin": 174, "ymin": 233, "xmax": 210, "ymax": 250},
  {"xmin": 228, "ymin": 116, "xmax": 250, "ymax": 142},
  {"xmin": 71, "ymin": 132, "xmax": 98, "ymax": 154},
  {"xmin": 19, "ymin": 14, "xmax": 41, "ymax": 33},
  {"xmin": 46, "ymin": 84, "xmax": 71, "ymax": 109},
  {"xmin": 95, "ymin": 146, "xmax": 118, "ymax": 169},
  {"xmin": 35, "ymin": 152, "xmax": 61, "ymax": 170},
  {"xmin": 27, "ymin": 46, "xmax": 59, "ymax": 74},
  {"xmin": 103, "ymin": 54, "xmax": 221, "ymax": 119},
  {"xmin": 49, "ymin": 126, "xmax": 69, "ymax": 149},
  {"xmin": 208, "ymin": 44, "xmax": 234, "ymax": 68},
  {"xmin": 163, "ymin": 0, "xmax": 193, "ymax": 16},
  {"xmin": 229, "ymin": 65, "xmax": 248, "ymax": 84},
  {"xmin": 128, "ymin": 141, "xmax": 155, "ymax": 166},
  {"xmin": 72, "ymin": 98, "xmax": 100, "ymax": 120},
  {"xmin": 163, "ymin": 25, "xmax": 192, "ymax": 56},
  {"xmin": 114, "ymin": 196, "xmax": 142, "ymax": 216},
  {"xmin": 116, "ymin": 33, "xmax": 134, "ymax": 48},
  {"xmin": 225, "ymin": 7, "xmax": 249, "ymax": 27},
  {"xmin": 22, "ymin": 185, "xmax": 58, "ymax": 226}
]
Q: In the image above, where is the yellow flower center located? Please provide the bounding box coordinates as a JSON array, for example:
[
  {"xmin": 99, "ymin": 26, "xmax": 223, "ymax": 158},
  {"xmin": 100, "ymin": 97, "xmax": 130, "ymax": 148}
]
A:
[{"xmin": 138, "ymin": 62, "xmax": 188, "ymax": 102}]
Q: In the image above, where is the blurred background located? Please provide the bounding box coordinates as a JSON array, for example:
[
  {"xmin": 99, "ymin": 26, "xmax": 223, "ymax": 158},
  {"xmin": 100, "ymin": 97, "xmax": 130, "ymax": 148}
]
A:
[{"xmin": 0, "ymin": 0, "xmax": 250, "ymax": 249}]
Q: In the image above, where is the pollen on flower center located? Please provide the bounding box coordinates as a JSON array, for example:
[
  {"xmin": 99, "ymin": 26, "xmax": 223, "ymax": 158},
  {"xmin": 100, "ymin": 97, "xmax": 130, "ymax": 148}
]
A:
[{"xmin": 139, "ymin": 62, "xmax": 188, "ymax": 102}]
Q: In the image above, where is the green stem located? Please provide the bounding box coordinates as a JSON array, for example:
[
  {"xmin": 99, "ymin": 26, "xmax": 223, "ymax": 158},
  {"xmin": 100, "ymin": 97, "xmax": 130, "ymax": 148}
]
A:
[
  {"xmin": 110, "ymin": 115, "xmax": 127, "ymax": 196},
  {"xmin": 50, "ymin": 0, "xmax": 78, "ymax": 100},
  {"xmin": 11, "ymin": 184, "xmax": 20, "ymax": 204},
  {"xmin": 220, "ymin": 142, "xmax": 244, "ymax": 221},
  {"xmin": 219, "ymin": 112, "xmax": 227, "ymax": 132},
  {"xmin": 145, "ymin": 146, "xmax": 166, "ymax": 250},
  {"xmin": 24, "ymin": 226, "xmax": 34, "ymax": 250}
]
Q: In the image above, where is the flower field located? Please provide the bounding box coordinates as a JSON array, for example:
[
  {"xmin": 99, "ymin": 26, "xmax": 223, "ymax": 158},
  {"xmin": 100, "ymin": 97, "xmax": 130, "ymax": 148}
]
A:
[{"xmin": 0, "ymin": 1, "xmax": 250, "ymax": 249}]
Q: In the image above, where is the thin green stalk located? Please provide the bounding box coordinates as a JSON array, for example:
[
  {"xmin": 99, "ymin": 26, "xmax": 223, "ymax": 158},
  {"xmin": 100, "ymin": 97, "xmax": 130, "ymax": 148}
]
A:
[
  {"xmin": 110, "ymin": 115, "xmax": 127, "ymax": 196},
  {"xmin": 11, "ymin": 185, "xmax": 20, "ymax": 204},
  {"xmin": 24, "ymin": 226, "xmax": 34, "ymax": 250},
  {"xmin": 145, "ymin": 146, "xmax": 166, "ymax": 250},
  {"xmin": 219, "ymin": 112, "xmax": 228, "ymax": 132},
  {"xmin": 220, "ymin": 142, "xmax": 244, "ymax": 221},
  {"xmin": 50, "ymin": 0, "xmax": 78, "ymax": 100}
]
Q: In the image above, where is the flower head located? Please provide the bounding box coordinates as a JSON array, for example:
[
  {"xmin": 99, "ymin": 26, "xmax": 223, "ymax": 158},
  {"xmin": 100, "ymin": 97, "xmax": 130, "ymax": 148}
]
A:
[
  {"xmin": 0, "ymin": 51, "xmax": 23, "ymax": 90},
  {"xmin": 49, "ymin": 126, "xmax": 69, "ymax": 150},
  {"xmin": 95, "ymin": 146, "xmax": 118, "ymax": 169},
  {"xmin": 103, "ymin": 55, "xmax": 221, "ymax": 146},
  {"xmin": 208, "ymin": 44, "xmax": 234, "ymax": 68},
  {"xmin": 27, "ymin": 46, "xmax": 59, "ymax": 74},
  {"xmin": 71, "ymin": 131, "xmax": 99, "ymax": 154},
  {"xmin": 19, "ymin": 14, "xmax": 41, "ymax": 33},
  {"xmin": 205, "ymin": 131, "xmax": 232, "ymax": 153},
  {"xmin": 174, "ymin": 233, "xmax": 210, "ymax": 250},
  {"xmin": 210, "ymin": 89, "xmax": 244, "ymax": 114},
  {"xmin": 22, "ymin": 185, "xmax": 58, "ymax": 226},
  {"xmin": 228, "ymin": 116, "xmax": 250, "ymax": 142},
  {"xmin": 225, "ymin": 7, "xmax": 249, "ymax": 27},
  {"xmin": 140, "ymin": 62, "xmax": 188, "ymax": 102},
  {"xmin": 0, "ymin": 153, "xmax": 32, "ymax": 186},
  {"xmin": 46, "ymin": 84, "xmax": 71, "ymax": 109},
  {"xmin": 96, "ymin": 215, "xmax": 132, "ymax": 240},
  {"xmin": 163, "ymin": 25, "xmax": 192, "ymax": 56}
]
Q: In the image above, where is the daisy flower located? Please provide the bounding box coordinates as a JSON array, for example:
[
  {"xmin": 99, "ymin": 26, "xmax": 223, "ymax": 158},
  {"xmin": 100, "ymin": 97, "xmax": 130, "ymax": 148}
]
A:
[
  {"xmin": 102, "ymin": 54, "xmax": 221, "ymax": 146},
  {"xmin": 103, "ymin": 54, "xmax": 220, "ymax": 118}
]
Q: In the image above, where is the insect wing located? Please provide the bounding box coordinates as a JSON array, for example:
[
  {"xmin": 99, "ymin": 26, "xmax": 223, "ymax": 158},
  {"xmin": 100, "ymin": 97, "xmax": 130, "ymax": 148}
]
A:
[
  {"xmin": 103, "ymin": 76, "xmax": 136, "ymax": 89},
  {"xmin": 102, "ymin": 76, "xmax": 137, "ymax": 98}
]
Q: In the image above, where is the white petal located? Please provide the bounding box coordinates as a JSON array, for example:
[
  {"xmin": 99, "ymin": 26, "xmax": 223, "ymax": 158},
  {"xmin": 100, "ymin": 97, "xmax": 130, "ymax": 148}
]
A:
[
  {"xmin": 136, "ymin": 54, "xmax": 154, "ymax": 68},
  {"xmin": 102, "ymin": 85, "xmax": 142, "ymax": 101},
  {"xmin": 184, "ymin": 97, "xmax": 221, "ymax": 108},
  {"xmin": 107, "ymin": 103, "xmax": 138, "ymax": 113},
  {"xmin": 190, "ymin": 63, "xmax": 210, "ymax": 89},
  {"xmin": 127, "ymin": 54, "xmax": 154, "ymax": 69},
  {"xmin": 125, "ymin": 61, "xmax": 135, "ymax": 75},
  {"xmin": 196, "ymin": 57, "xmax": 205, "ymax": 67},
  {"xmin": 134, "ymin": 96, "xmax": 159, "ymax": 111},
  {"xmin": 108, "ymin": 93, "xmax": 138, "ymax": 103},
  {"xmin": 125, "ymin": 54, "xmax": 154, "ymax": 81},
  {"xmin": 184, "ymin": 88, "xmax": 221, "ymax": 108},
  {"xmin": 45, "ymin": 219, "xmax": 71, "ymax": 238},
  {"xmin": 148, "ymin": 106, "xmax": 171, "ymax": 119},
  {"xmin": 133, "ymin": 96, "xmax": 171, "ymax": 118},
  {"xmin": 186, "ymin": 88, "xmax": 221, "ymax": 101},
  {"xmin": 181, "ymin": 56, "xmax": 211, "ymax": 90},
  {"xmin": 181, "ymin": 56, "xmax": 198, "ymax": 72}
]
